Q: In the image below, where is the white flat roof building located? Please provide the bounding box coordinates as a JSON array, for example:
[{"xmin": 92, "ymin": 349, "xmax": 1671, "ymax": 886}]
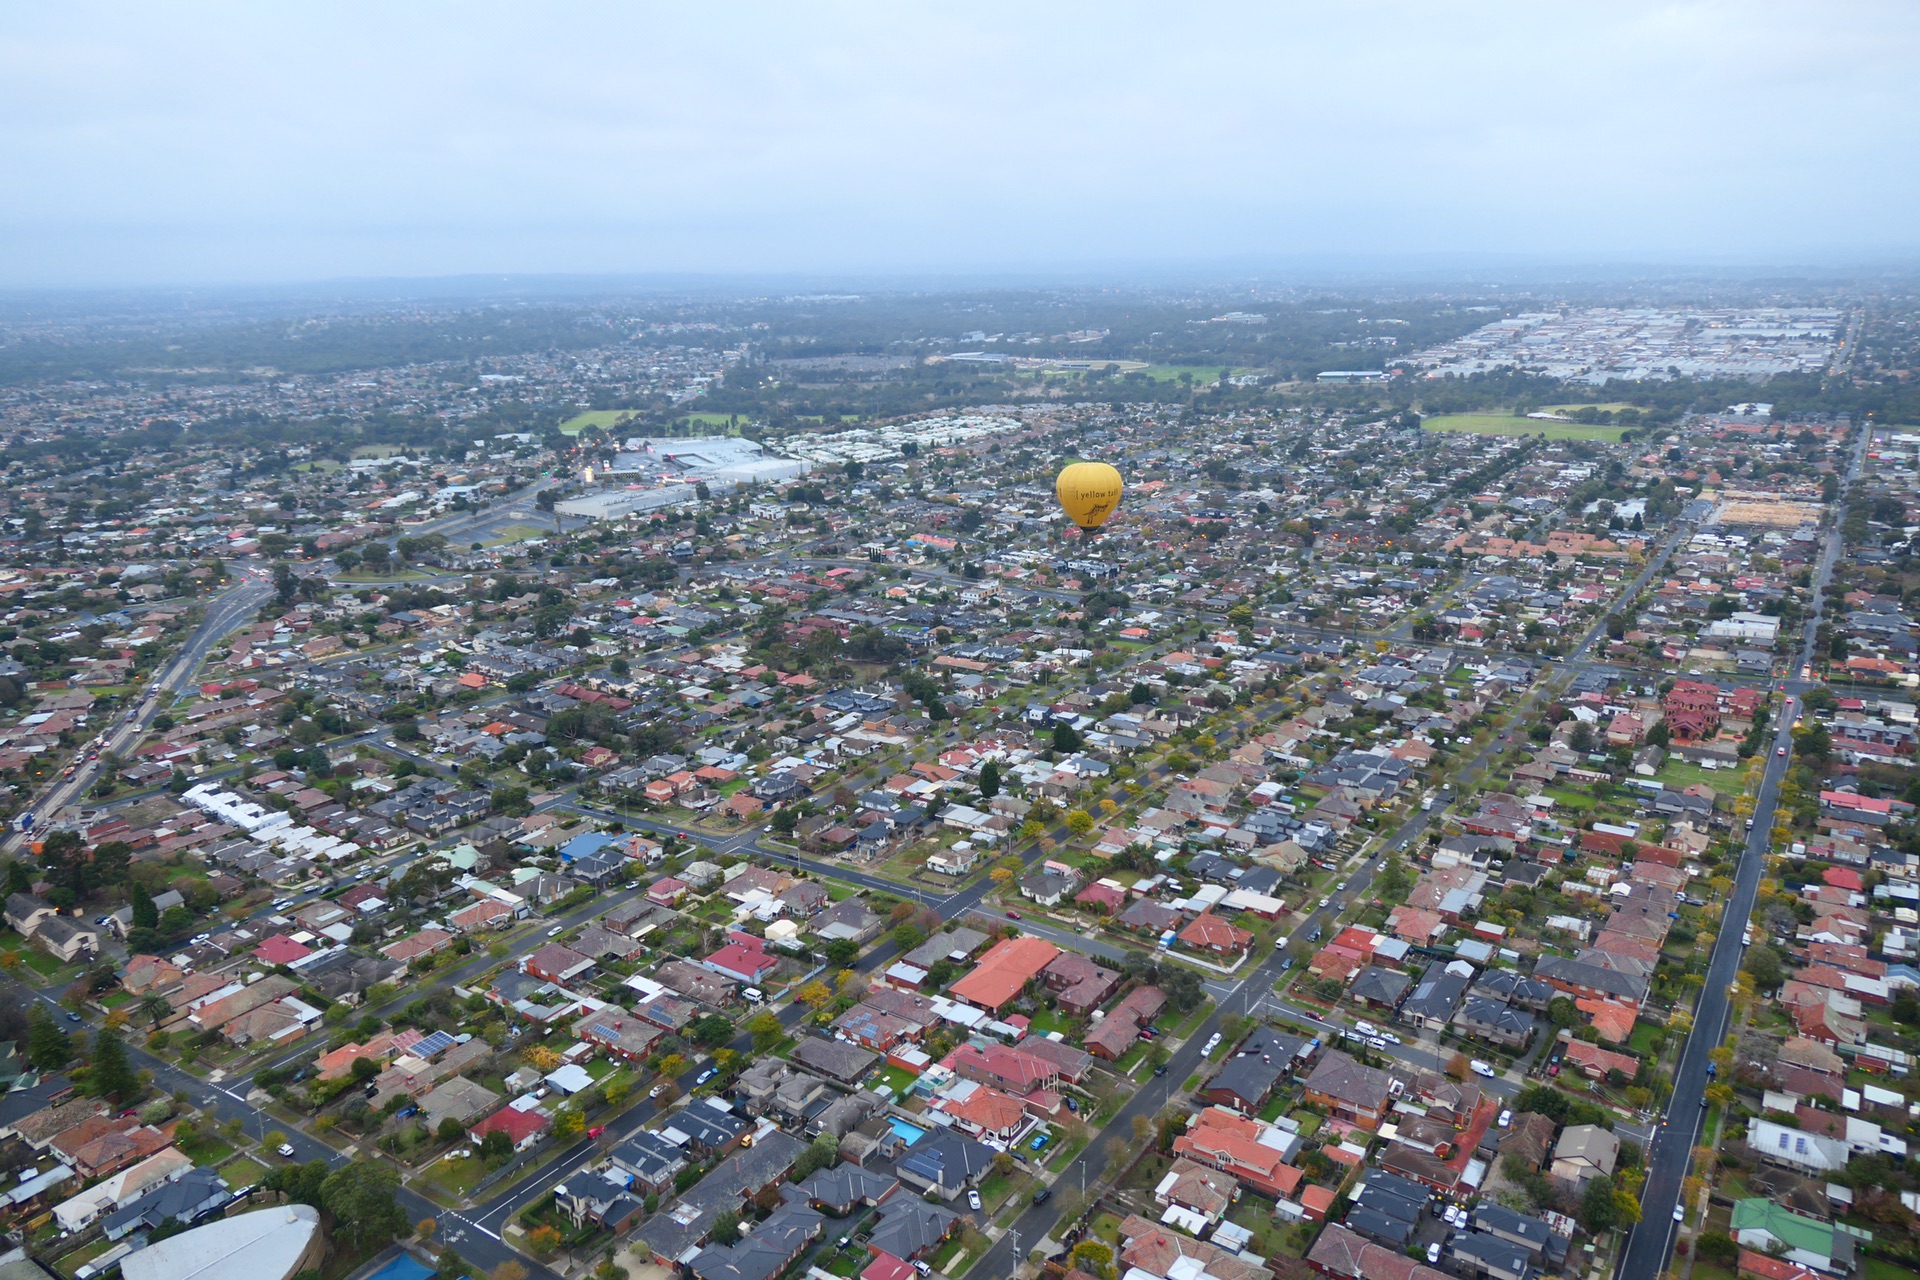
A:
[{"xmin": 122, "ymin": 1204, "xmax": 321, "ymax": 1280}]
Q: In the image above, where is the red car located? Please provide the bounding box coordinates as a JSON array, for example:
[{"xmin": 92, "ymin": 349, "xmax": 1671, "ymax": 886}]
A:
[
  {"xmin": 587, "ymin": 1125, "xmax": 605, "ymax": 1139},
  {"xmin": 1006, "ymin": 910, "xmax": 1021, "ymax": 920}
]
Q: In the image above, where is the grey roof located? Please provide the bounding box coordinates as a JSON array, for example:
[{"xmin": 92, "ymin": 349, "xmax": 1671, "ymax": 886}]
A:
[
  {"xmin": 689, "ymin": 1201, "xmax": 823, "ymax": 1280},
  {"xmin": 636, "ymin": 1129, "xmax": 807, "ymax": 1263},
  {"xmin": 1472, "ymin": 1203, "xmax": 1553, "ymax": 1256},
  {"xmin": 897, "ymin": 1129, "xmax": 994, "ymax": 1193},
  {"xmin": 1449, "ymin": 1230, "xmax": 1536, "ymax": 1280},
  {"xmin": 1401, "ymin": 965, "xmax": 1471, "ymax": 1022},
  {"xmin": 869, "ymin": 1199, "xmax": 959, "ymax": 1260},
  {"xmin": 101, "ymin": 1168, "xmax": 231, "ymax": 1241},
  {"xmin": 796, "ymin": 1163, "xmax": 899, "ymax": 1213},
  {"xmin": 791, "ymin": 1036, "xmax": 878, "ymax": 1083},
  {"xmin": 1350, "ymin": 966, "xmax": 1412, "ymax": 1006},
  {"xmin": 661, "ymin": 1101, "xmax": 749, "ymax": 1150},
  {"xmin": 610, "ymin": 1128, "xmax": 688, "ymax": 1184}
]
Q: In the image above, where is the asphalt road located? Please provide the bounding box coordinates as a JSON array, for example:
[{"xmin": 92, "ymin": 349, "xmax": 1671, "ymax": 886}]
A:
[
  {"xmin": 1614, "ymin": 419, "xmax": 1868, "ymax": 1278},
  {"xmin": 4, "ymin": 571, "xmax": 275, "ymax": 853}
]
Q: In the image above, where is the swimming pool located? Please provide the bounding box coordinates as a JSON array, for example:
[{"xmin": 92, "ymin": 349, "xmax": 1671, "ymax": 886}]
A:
[{"xmin": 888, "ymin": 1117, "xmax": 927, "ymax": 1146}]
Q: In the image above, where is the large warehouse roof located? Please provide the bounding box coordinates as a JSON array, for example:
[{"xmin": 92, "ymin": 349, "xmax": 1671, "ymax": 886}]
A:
[{"xmin": 122, "ymin": 1204, "xmax": 320, "ymax": 1280}]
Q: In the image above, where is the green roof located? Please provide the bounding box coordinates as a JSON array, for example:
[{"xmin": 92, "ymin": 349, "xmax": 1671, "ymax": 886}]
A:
[{"xmin": 1730, "ymin": 1199, "xmax": 1856, "ymax": 1255}]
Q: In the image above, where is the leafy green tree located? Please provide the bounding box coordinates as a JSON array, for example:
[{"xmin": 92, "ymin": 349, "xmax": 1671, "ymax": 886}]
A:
[
  {"xmin": 262, "ymin": 1159, "xmax": 330, "ymax": 1207},
  {"xmin": 478, "ymin": 1128, "xmax": 513, "ymax": 1162},
  {"xmin": 321, "ymin": 1162, "xmax": 409, "ymax": 1250},
  {"xmin": 27, "ymin": 1004, "xmax": 72, "ymax": 1071},
  {"xmin": 977, "ymin": 761, "xmax": 1001, "ymax": 800},
  {"xmin": 87, "ymin": 1030, "xmax": 139, "ymax": 1103},
  {"xmin": 1579, "ymin": 1174, "xmax": 1618, "ymax": 1233},
  {"xmin": 438, "ymin": 1117, "xmax": 465, "ymax": 1142},
  {"xmin": 690, "ymin": 1014, "xmax": 734, "ymax": 1048},
  {"xmin": 130, "ymin": 881, "xmax": 159, "ymax": 930},
  {"xmin": 747, "ymin": 1012, "xmax": 784, "ymax": 1052}
]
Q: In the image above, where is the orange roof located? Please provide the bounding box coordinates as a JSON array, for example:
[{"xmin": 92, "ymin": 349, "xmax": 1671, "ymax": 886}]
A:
[
  {"xmin": 1575, "ymin": 997, "xmax": 1638, "ymax": 1044},
  {"xmin": 949, "ymin": 936, "xmax": 1061, "ymax": 1011}
]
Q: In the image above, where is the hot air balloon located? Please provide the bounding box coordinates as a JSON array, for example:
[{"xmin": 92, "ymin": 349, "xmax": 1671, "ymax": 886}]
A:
[{"xmin": 1055, "ymin": 461, "xmax": 1124, "ymax": 534}]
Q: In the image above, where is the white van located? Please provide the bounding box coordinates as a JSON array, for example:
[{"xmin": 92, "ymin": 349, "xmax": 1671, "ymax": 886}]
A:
[{"xmin": 743, "ymin": 987, "xmax": 764, "ymax": 1005}]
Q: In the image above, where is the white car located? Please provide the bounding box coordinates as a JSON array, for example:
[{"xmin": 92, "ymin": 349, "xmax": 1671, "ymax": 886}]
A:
[
  {"xmin": 1469, "ymin": 1060, "xmax": 1496, "ymax": 1078},
  {"xmin": 1426, "ymin": 1242, "xmax": 1442, "ymax": 1264},
  {"xmin": 1497, "ymin": 1109, "xmax": 1512, "ymax": 1129},
  {"xmin": 968, "ymin": 1189, "xmax": 983, "ymax": 1211},
  {"xmin": 276, "ymin": 1143, "xmax": 296, "ymax": 1157},
  {"xmin": 547, "ymin": 925, "xmax": 564, "ymax": 937},
  {"xmin": 1672, "ymin": 1204, "xmax": 1685, "ymax": 1222},
  {"xmin": 1354, "ymin": 1021, "xmax": 1378, "ymax": 1036}
]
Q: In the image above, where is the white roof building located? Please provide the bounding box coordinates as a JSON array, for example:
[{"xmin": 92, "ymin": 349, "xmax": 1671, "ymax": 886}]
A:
[{"xmin": 122, "ymin": 1203, "xmax": 321, "ymax": 1280}]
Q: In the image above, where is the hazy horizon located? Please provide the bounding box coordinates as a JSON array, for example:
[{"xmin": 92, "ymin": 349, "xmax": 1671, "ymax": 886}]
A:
[{"xmin": 5, "ymin": 1, "xmax": 1918, "ymax": 289}]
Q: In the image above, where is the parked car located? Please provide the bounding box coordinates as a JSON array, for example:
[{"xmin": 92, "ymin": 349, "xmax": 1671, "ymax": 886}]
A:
[
  {"xmin": 1469, "ymin": 1060, "xmax": 1495, "ymax": 1078},
  {"xmin": 1497, "ymin": 1109, "xmax": 1512, "ymax": 1129},
  {"xmin": 547, "ymin": 924, "xmax": 564, "ymax": 937},
  {"xmin": 1426, "ymin": 1242, "xmax": 1442, "ymax": 1264},
  {"xmin": 276, "ymin": 1143, "xmax": 296, "ymax": 1157},
  {"xmin": 968, "ymin": 1190, "xmax": 983, "ymax": 1211},
  {"xmin": 696, "ymin": 1068, "xmax": 716, "ymax": 1085}
]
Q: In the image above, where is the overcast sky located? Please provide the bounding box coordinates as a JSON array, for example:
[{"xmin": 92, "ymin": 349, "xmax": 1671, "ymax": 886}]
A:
[{"xmin": 3, "ymin": 2, "xmax": 1917, "ymax": 287}]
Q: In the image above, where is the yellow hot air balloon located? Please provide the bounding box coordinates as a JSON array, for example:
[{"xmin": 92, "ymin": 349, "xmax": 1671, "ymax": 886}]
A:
[{"xmin": 1056, "ymin": 461, "xmax": 1124, "ymax": 534}]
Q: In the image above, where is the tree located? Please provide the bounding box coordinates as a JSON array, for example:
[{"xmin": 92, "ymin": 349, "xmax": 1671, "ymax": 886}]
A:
[
  {"xmin": 1052, "ymin": 723, "xmax": 1082, "ymax": 753},
  {"xmin": 130, "ymin": 881, "xmax": 159, "ymax": 930},
  {"xmin": 321, "ymin": 1162, "xmax": 409, "ymax": 1251},
  {"xmin": 438, "ymin": 1117, "xmax": 466, "ymax": 1143},
  {"xmin": 792, "ymin": 1132, "xmax": 841, "ymax": 1181},
  {"xmin": 262, "ymin": 1159, "xmax": 329, "ymax": 1208},
  {"xmin": 652, "ymin": 1053, "xmax": 687, "ymax": 1080},
  {"xmin": 690, "ymin": 1014, "xmax": 734, "ymax": 1048},
  {"xmin": 892, "ymin": 922, "xmax": 926, "ymax": 951},
  {"xmin": 139, "ymin": 993, "xmax": 172, "ymax": 1027},
  {"xmin": 747, "ymin": 1012, "xmax": 784, "ymax": 1052},
  {"xmin": 1065, "ymin": 809, "xmax": 1095, "ymax": 836},
  {"xmin": 478, "ymin": 1128, "xmax": 513, "ymax": 1162},
  {"xmin": 527, "ymin": 1226, "xmax": 564, "ymax": 1256},
  {"xmin": 27, "ymin": 1004, "xmax": 72, "ymax": 1072},
  {"xmin": 417, "ymin": 1217, "xmax": 439, "ymax": 1242},
  {"xmin": 1069, "ymin": 1242, "xmax": 1115, "ymax": 1280},
  {"xmin": 797, "ymin": 980, "xmax": 834, "ymax": 1011},
  {"xmin": 978, "ymin": 760, "xmax": 1001, "ymax": 800},
  {"xmin": 553, "ymin": 1107, "xmax": 585, "ymax": 1138},
  {"xmin": 1742, "ymin": 945, "xmax": 1785, "ymax": 991},
  {"xmin": 710, "ymin": 1210, "xmax": 742, "ymax": 1246},
  {"xmin": 1695, "ymin": 1233, "xmax": 1739, "ymax": 1265},
  {"xmin": 493, "ymin": 1264, "xmax": 529, "ymax": 1280},
  {"xmin": 87, "ymin": 1030, "xmax": 139, "ymax": 1103},
  {"xmin": 1580, "ymin": 1174, "xmax": 1618, "ymax": 1233}
]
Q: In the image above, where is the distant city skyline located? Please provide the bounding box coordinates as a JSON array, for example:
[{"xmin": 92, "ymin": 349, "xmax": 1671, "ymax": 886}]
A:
[{"xmin": 3, "ymin": 2, "xmax": 1918, "ymax": 287}]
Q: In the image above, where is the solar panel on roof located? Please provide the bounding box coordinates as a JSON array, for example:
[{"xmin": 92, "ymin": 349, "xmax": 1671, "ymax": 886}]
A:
[{"xmin": 413, "ymin": 1030, "xmax": 456, "ymax": 1056}]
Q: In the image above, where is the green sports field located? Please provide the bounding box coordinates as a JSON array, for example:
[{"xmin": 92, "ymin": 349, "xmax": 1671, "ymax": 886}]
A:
[
  {"xmin": 558, "ymin": 409, "xmax": 644, "ymax": 435},
  {"xmin": 1421, "ymin": 413, "xmax": 1629, "ymax": 442}
]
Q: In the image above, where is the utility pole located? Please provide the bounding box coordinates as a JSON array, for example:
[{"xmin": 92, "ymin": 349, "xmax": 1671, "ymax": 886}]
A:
[{"xmin": 1009, "ymin": 1229, "xmax": 1020, "ymax": 1267}]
